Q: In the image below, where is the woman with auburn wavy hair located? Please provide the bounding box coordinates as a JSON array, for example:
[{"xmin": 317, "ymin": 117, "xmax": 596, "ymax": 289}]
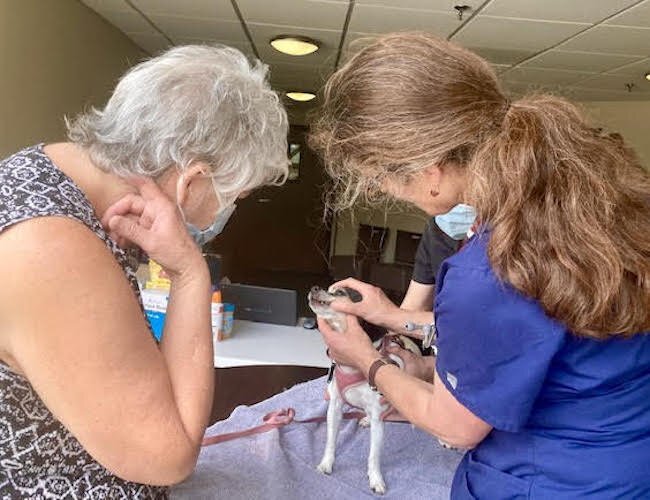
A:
[{"xmin": 310, "ymin": 32, "xmax": 650, "ymax": 498}]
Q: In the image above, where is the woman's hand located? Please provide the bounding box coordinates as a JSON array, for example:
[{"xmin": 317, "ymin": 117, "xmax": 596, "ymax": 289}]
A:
[
  {"xmin": 317, "ymin": 315, "xmax": 380, "ymax": 372},
  {"xmin": 101, "ymin": 177, "xmax": 204, "ymax": 281},
  {"xmin": 328, "ymin": 278, "xmax": 399, "ymax": 327}
]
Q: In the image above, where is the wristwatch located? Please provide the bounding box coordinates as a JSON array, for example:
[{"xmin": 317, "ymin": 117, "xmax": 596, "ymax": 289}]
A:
[{"xmin": 368, "ymin": 357, "xmax": 398, "ymax": 392}]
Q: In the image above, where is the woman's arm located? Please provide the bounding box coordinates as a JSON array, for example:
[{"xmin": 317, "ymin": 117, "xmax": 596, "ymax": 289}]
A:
[
  {"xmin": 371, "ymin": 360, "xmax": 491, "ymax": 448},
  {"xmin": 104, "ymin": 177, "xmax": 215, "ymax": 449},
  {"xmin": 0, "ymin": 180, "xmax": 214, "ymax": 486},
  {"xmin": 318, "ymin": 316, "xmax": 492, "ymax": 449},
  {"xmin": 158, "ymin": 258, "xmax": 213, "ymax": 446},
  {"xmin": 400, "ymin": 280, "xmax": 435, "ymax": 312}
]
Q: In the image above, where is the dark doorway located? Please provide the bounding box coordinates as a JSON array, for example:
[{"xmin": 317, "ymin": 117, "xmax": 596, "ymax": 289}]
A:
[{"xmin": 206, "ymin": 126, "xmax": 331, "ymax": 316}]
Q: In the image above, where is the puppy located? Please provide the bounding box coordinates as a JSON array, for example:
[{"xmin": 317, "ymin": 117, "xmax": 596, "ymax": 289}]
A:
[{"xmin": 308, "ymin": 286, "xmax": 421, "ymax": 495}]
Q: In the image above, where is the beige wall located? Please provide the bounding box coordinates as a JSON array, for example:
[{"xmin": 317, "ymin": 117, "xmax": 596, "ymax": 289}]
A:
[
  {"xmin": 583, "ymin": 100, "xmax": 650, "ymax": 169},
  {"xmin": 0, "ymin": 0, "xmax": 145, "ymax": 157},
  {"xmin": 333, "ymin": 99, "xmax": 650, "ymax": 261}
]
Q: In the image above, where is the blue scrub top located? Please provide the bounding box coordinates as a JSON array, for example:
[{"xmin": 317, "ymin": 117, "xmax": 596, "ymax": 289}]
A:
[{"xmin": 434, "ymin": 231, "xmax": 650, "ymax": 499}]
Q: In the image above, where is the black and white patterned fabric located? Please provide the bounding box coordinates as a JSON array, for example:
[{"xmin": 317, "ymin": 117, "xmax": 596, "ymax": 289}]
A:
[{"xmin": 0, "ymin": 145, "xmax": 167, "ymax": 499}]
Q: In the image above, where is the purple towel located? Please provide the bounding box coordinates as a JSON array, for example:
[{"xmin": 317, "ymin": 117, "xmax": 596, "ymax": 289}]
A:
[{"xmin": 171, "ymin": 376, "xmax": 462, "ymax": 499}]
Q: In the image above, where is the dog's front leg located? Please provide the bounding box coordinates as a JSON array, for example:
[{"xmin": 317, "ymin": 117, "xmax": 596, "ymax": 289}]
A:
[
  {"xmin": 317, "ymin": 379, "xmax": 343, "ymax": 475},
  {"xmin": 367, "ymin": 402, "xmax": 386, "ymax": 494}
]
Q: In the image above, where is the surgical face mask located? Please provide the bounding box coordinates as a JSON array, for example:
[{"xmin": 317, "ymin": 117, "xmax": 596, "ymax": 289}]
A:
[
  {"xmin": 435, "ymin": 203, "xmax": 476, "ymax": 240},
  {"xmin": 176, "ymin": 173, "xmax": 237, "ymax": 246},
  {"xmin": 186, "ymin": 203, "xmax": 236, "ymax": 246}
]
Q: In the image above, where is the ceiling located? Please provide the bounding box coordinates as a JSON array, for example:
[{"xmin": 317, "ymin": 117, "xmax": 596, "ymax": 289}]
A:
[{"xmin": 82, "ymin": 0, "xmax": 650, "ymax": 123}]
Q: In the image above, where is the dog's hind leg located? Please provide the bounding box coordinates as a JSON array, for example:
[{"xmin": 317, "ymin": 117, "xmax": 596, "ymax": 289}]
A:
[
  {"xmin": 317, "ymin": 380, "xmax": 343, "ymax": 475},
  {"xmin": 367, "ymin": 404, "xmax": 386, "ymax": 494}
]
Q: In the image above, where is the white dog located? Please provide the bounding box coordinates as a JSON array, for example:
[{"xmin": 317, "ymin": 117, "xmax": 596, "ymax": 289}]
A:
[{"xmin": 308, "ymin": 286, "xmax": 422, "ymax": 494}]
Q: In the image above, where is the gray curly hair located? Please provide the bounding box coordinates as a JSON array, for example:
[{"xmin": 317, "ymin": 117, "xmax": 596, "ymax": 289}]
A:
[{"xmin": 67, "ymin": 44, "xmax": 289, "ymax": 204}]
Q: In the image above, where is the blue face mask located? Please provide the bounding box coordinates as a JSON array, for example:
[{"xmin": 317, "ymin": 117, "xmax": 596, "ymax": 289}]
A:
[
  {"xmin": 176, "ymin": 173, "xmax": 237, "ymax": 247},
  {"xmin": 186, "ymin": 203, "xmax": 236, "ymax": 247},
  {"xmin": 435, "ymin": 204, "xmax": 476, "ymax": 240}
]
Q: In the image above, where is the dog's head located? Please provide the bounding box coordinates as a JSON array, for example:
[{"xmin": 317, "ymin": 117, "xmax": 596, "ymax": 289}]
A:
[
  {"xmin": 308, "ymin": 286, "xmax": 361, "ymax": 317},
  {"xmin": 308, "ymin": 286, "xmax": 387, "ymax": 342}
]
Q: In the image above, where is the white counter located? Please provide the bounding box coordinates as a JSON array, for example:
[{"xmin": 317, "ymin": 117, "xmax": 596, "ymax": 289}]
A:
[{"xmin": 213, "ymin": 320, "xmax": 330, "ymax": 369}]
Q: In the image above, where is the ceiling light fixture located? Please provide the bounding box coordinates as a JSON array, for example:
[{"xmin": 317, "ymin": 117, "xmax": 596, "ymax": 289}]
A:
[
  {"xmin": 286, "ymin": 91, "xmax": 316, "ymax": 102},
  {"xmin": 270, "ymin": 35, "xmax": 320, "ymax": 56},
  {"xmin": 645, "ymin": 72, "xmax": 650, "ymax": 82}
]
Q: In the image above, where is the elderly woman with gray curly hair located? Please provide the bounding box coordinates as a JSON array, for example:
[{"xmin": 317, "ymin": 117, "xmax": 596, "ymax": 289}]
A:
[{"xmin": 0, "ymin": 45, "xmax": 288, "ymax": 499}]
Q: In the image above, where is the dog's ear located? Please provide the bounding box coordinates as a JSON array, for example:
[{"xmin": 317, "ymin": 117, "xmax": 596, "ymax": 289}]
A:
[{"xmin": 341, "ymin": 287, "xmax": 363, "ymax": 303}]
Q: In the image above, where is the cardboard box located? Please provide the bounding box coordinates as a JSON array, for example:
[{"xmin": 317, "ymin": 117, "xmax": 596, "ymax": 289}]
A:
[{"xmin": 141, "ymin": 288, "xmax": 169, "ymax": 341}]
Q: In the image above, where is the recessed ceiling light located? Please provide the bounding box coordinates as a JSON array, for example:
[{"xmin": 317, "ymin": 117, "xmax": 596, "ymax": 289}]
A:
[
  {"xmin": 286, "ymin": 91, "xmax": 316, "ymax": 102},
  {"xmin": 645, "ymin": 72, "xmax": 650, "ymax": 81},
  {"xmin": 270, "ymin": 35, "xmax": 319, "ymax": 56}
]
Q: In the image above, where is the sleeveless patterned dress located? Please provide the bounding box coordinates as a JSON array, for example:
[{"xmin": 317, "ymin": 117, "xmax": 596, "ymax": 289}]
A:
[{"xmin": 0, "ymin": 145, "xmax": 167, "ymax": 499}]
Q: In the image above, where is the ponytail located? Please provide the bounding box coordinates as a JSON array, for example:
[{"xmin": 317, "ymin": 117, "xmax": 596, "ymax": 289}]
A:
[{"xmin": 468, "ymin": 94, "xmax": 650, "ymax": 338}]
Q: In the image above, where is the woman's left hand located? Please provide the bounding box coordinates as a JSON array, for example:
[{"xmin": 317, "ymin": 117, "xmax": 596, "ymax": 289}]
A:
[{"xmin": 317, "ymin": 315, "xmax": 380, "ymax": 371}]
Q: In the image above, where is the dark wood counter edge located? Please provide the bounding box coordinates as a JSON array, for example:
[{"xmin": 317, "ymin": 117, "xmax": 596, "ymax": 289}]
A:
[{"xmin": 210, "ymin": 365, "xmax": 328, "ymax": 425}]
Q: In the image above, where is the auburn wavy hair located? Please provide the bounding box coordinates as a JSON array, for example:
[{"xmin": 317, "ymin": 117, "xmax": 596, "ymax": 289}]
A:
[{"xmin": 309, "ymin": 32, "xmax": 650, "ymax": 338}]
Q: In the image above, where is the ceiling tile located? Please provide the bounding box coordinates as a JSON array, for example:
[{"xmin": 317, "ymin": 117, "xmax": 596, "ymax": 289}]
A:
[
  {"xmin": 131, "ymin": 0, "xmax": 237, "ymax": 21},
  {"xmin": 149, "ymin": 16, "xmax": 246, "ymax": 44},
  {"xmin": 557, "ymin": 25, "xmax": 650, "ymax": 56},
  {"xmin": 482, "ymin": 0, "xmax": 638, "ymax": 23},
  {"xmin": 338, "ymin": 32, "xmax": 377, "ymax": 63},
  {"xmin": 173, "ymin": 38, "xmax": 254, "ymax": 54},
  {"xmin": 502, "ymin": 66, "xmax": 595, "ymax": 85},
  {"xmin": 349, "ymin": 4, "xmax": 461, "ymax": 35},
  {"xmin": 269, "ymin": 61, "xmax": 332, "ymax": 81},
  {"xmin": 82, "ymin": 0, "xmax": 131, "ymax": 13},
  {"xmin": 573, "ymin": 72, "xmax": 650, "ymax": 92},
  {"xmin": 521, "ymin": 50, "xmax": 642, "ymax": 72},
  {"xmin": 498, "ymin": 82, "xmax": 650, "ymax": 103},
  {"xmin": 354, "ymin": 0, "xmax": 483, "ymax": 11},
  {"xmin": 453, "ymin": 17, "xmax": 589, "ymax": 51},
  {"xmin": 565, "ymin": 86, "xmax": 650, "ymax": 101},
  {"xmin": 501, "ymin": 81, "xmax": 560, "ymax": 97},
  {"xmin": 605, "ymin": 57, "xmax": 650, "ymax": 75},
  {"xmin": 492, "ymin": 63, "xmax": 512, "ymax": 73},
  {"xmin": 92, "ymin": 8, "xmax": 158, "ymax": 35},
  {"xmin": 236, "ymin": 0, "xmax": 349, "ymax": 31},
  {"xmin": 126, "ymin": 32, "xmax": 172, "ymax": 55},
  {"xmin": 605, "ymin": 0, "xmax": 650, "ymax": 28},
  {"xmin": 270, "ymin": 68, "xmax": 329, "ymax": 92},
  {"xmin": 468, "ymin": 46, "xmax": 536, "ymax": 65}
]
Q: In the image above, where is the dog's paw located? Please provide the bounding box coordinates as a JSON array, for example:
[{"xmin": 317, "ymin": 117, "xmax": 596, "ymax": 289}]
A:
[
  {"xmin": 358, "ymin": 416, "xmax": 370, "ymax": 428},
  {"xmin": 368, "ymin": 472, "xmax": 386, "ymax": 495},
  {"xmin": 317, "ymin": 460, "xmax": 334, "ymax": 475}
]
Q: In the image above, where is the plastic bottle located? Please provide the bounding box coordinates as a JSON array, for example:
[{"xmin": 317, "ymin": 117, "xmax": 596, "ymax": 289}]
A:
[
  {"xmin": 211, "ymin": 289, "xmax": 224, "ymax": 341},
  {"xmin": 222, "ymin": 303, "xmax": 235, "ymax": 339}
]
